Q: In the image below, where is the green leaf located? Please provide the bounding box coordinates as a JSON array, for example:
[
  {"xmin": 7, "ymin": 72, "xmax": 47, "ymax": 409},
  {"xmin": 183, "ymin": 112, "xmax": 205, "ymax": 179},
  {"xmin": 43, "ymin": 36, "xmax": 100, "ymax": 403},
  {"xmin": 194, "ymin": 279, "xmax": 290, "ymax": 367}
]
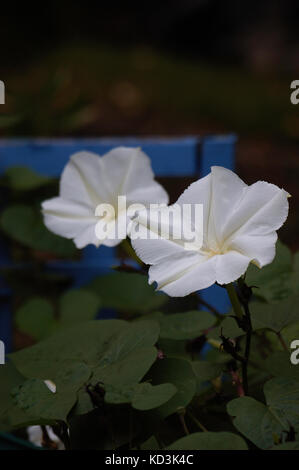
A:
[
  {"xmin": 87, "ymin": 272, "xmax": 167, "ymax": 313},
  {"xmin": 167, "ymin": 432, "xmax": 248, "ymax": 450},
  {"xmin": 140, "ymin": 436, "xmax": 160, "ymax": 450},
  {"xmin": 132, "ymin": 383, "xmax": 177, "ymax": 411},
  {"xmin": 92, "ymin": 320, "xmax": 160, "ymax": 385},
  {"xmin": 0, "ymin": 204, "xmax": 76, "ymax": 256},
  {"xmin": 0, "ymin": 361, "xmax": 29, "ymax": 431},
  {"xmin": 2, "ymin": 166, "xmax": 53, "ymax": 191},
  {"xmin": 10, "ymin": 362, "xmax": 91, "ymax": 426},
  {"xmin": 263, "ymin": 352, "xmax": 299, "ymax": 380},
  {"xmin": 207, "ymin": 315, "xmax": 244, "ymax": 341},
  {"xmin": 148, "ymin": 358, "xmax": 196, "ymax": 418},
  {"xmin": 228, "ymin": 397, "xmax": 283, "ymax": 449},
  {"xmin": 12, "ymin": 378, "xmax": 76, "ymax": 423},
  {"xmin": 10, "ymin": 320, "xmax": 127, "ymax": 380},
  {"xmin": 228, "ymin": 377, "xmax": 299, "ymax": 449},
  {"xmin": 93, "ymin": 346, "xmax": 158, "ymax": 387},
  {"xmin": 11, "ymin": 319, "xmax": 159, "ymax": 405},
  {"xmin": 104, "ymin": 382, "xmax": 177, "ymax": 411},
  {"xmin": 15, "ymin": 297, "xmax": 57, "ymax": 340},
  {"xmin": 246, "ymin": 241, "xmax": 293, "ymax": 302},
  {"xmin": 250, "ymin": 295, "xmax": 299, "ymax": 333},
  {"xmin": 191, "ymin": 361, "xmax": 223, "ymax": 383},
  {"xmin": 157, "ymin": 310, "xmax": 215, "ymax": 340},
  {"xmin": 9, "ymin": 320, "xmax": 162, "ymax": 427},
  {"xmin": 282, "ymin": 321, "xmax": 299, "ymax": 346},
  {"xmin": 59, "ymin": 289, "xmax": 101, "ymax": 326},
  {"xmin": 271, "ymin": 442, "xmax": 299, "ymax": 450},
  {"xmin": 265, "ymin": 376, "xmax": 299, "ymax": 430},
  {"xmin": 290, "ymin": 252, "xmax": 299, "ymax": 293}
]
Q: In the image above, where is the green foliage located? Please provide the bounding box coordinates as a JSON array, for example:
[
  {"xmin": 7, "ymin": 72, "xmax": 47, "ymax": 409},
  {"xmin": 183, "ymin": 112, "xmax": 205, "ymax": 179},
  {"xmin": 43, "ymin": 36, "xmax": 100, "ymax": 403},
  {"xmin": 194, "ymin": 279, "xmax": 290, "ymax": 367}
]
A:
[
  {"xmin": 15, "ymin": 289, "xmax": 101, "ymax": 340},
  {"xmin": 15, "ymin": 297, "xmax": 56, "ymax": 341},
  {"xmin": 1, "ymin": 222, "xmax": 299, "ymax": 449},
  {"xmin": 0, "ymin": 204, "xmax": 76, "ymax": 256},
  {"xmin": 5, "ymin": 320, "xmax": 167, "ymax": 429},
  {"xmin": 59, "ymin": 289, "xmax": 101, "ymax": 326},
  {"xmin": 246, "ymin": 241, "xmax": 294, "ymax": 302},
  {"xmin": 1, "ymin": 167, "xmax": 53, "ymax": 191},
  {"xmin": 148, "ymin": 358, "xmax": 197, "ymax": 418},
  {"xmin": 167, "ymin": 432, "xmax": 248, "ymax": 450},
  {"xmin": 228, "ymin": 377, "xmax": 299, "ymax": 449},
  {"xmin": 154, "ymin": 310, "xmax": 215, "ymax": 340},
  {"xmin": 105, "ymin": 382, "xmax": 177, "ymax": 411},
  {"xmin": 87, "ymin": 272, "xmax": 167, "ymax": 313},
  {"xmin": 250, "ymin": 295, "xmax": 299, "ymax": 333}
]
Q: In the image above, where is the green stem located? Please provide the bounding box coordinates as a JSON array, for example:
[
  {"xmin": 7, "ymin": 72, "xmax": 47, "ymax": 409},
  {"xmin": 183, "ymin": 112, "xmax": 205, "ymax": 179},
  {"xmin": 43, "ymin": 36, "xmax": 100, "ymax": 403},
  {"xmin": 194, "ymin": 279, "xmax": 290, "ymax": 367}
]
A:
[
  {"xmin": 121, "ymin": 238, "xmax": 143, "ymax": 266},
  {"xmin": 197, "ymin": 295, "xmax": 222, "ymax": 320},
  {"xmin": 187, "ymin": 411, "xmax": 208, "ymax": 432},
  {"xmin": 277, "ymin": 331, "xmax": 288, "ymax": 352},
  {"xmin": 241, "ymin": 299, "xmax": 253, "ymax": 395},
  {"xmin": 177, "ymin": 410, "xmax": 190, "ymax": 435},
  {"xmin": 225, "ymin": 283, "xmax": 244, "ymax": 319}
]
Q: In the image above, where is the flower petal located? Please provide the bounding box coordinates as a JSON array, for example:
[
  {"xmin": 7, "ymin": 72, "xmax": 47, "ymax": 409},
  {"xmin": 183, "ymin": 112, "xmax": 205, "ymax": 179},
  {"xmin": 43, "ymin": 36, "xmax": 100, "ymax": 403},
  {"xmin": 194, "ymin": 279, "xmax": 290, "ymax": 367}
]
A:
[
  {"xmin": 209, "ymin": 166, "xmax": 247, "ymax": 246},
  {"xmin": 176, "ymin": 173, "xmax": 212, "ymax": 247},
  {"xmin": 214, "ymin": 250, "xmax": 251, "ymax": 285},
  {"xmin": 222, "ymin": 182, "xmax": 289, "ymax": 266},
  {"xmin": 149, "ymin": 252, "xmax": 216, "ymax": 297},
  {"xmin": 42, "ymin": 197, "xmax": 99, "ymax": 248},
  {"xmin": 60, "ymin": 151, "xmax": 112, "ymax": 206},
  {"xmin": 101, "ymin": 147, "xmax": 169, "ymax": 205}
]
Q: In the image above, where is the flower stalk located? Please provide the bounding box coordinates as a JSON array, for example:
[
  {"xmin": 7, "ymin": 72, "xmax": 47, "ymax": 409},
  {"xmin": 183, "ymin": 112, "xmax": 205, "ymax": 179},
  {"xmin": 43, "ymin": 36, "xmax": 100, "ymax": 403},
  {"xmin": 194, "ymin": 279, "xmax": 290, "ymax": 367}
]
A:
[{"xmin": 225, "ymin": 283, "xmax": 243, "ymax": 320}]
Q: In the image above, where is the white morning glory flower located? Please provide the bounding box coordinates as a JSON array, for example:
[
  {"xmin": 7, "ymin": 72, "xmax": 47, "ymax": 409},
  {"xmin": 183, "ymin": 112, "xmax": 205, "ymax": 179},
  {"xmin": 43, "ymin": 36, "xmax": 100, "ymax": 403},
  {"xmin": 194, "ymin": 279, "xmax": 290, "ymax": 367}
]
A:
[
  {"xmin": 130, "ymin": 166, "xmax": 289, "ymax": 297},
  {"xmin": 42, "ymin": 147, "xmax": 168, "ymax": 248}
]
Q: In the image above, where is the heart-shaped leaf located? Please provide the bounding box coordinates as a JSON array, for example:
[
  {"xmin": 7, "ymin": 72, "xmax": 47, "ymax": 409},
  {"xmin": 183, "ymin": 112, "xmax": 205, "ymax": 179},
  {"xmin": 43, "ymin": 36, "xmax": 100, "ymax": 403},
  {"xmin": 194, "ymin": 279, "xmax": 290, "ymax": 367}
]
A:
[
  {"xmin": 167, "ymin": 432, "xmax": 248, "ymax": 450},
  {"xmin": 250, "ymin": 296, "xmax": 299, "ymax": 333},
  {"xmin": 0, "ymin": 204, "xmax": 76, "ymax": 256},
  {"xmin": 227, "ymin": 377, "xmax": 299, "ymax": 449},
  {"xmin": 87, "ymin": 272, "xmax": 167, "ymax": 313},
  {"xmin": 15, "ymin": 297, "xmax": 57, "ymax": 341},
  {"xmin": 59, "ymin": 289, "xmax": 101, "ymax": 326},
  {"xmin": 148, "ymin": 358, "xmax": 196, "ymax": 418},
  {"xmin": 157, "ymin": 310, "xmax": 215, "ymax": 340},
  {"xmin": 246, "ymin": 241, "xmax": 293, "ymax": 303},
  {"xmin": 104, "ymin": 382, "xmax": 177, "ymax": 411},
  {"xmin": 2, "ymin": 166, "xmax": 53, "ymax": 191}
]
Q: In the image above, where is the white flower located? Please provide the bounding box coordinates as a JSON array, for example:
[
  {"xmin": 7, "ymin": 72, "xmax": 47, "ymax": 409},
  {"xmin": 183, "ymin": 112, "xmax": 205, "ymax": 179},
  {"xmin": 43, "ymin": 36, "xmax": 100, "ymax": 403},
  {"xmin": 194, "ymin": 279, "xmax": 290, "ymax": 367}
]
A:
[
  {"xmin": 27, "ymin": 425, "xmax": 65, "ymax": 449},
  {"xmin": 130, "ymin": 166, "xmax": 289, "ymax": 297},
  {"xmin": 42, "ymin": 147, "xmax": 168, "ymax": 248},
  {"xmin": 44, "ymin": 379, "xmax": 56, "ymax": 394}
]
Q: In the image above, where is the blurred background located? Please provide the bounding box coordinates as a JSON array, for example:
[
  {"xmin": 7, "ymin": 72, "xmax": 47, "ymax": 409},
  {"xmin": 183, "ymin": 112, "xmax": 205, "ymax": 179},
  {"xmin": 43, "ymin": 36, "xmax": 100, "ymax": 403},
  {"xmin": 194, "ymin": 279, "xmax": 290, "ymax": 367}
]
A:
[{"xmin": 1, "ymin": 0, "xmax": 298, "ymax": 248}]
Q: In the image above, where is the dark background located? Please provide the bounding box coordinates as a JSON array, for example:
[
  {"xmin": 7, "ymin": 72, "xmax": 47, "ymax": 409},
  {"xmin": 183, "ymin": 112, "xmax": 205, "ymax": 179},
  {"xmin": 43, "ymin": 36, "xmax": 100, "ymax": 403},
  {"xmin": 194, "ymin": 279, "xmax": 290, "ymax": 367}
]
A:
[{"xmin": 0, "ymin": 0, "xmax": 298, "ymax": 248}]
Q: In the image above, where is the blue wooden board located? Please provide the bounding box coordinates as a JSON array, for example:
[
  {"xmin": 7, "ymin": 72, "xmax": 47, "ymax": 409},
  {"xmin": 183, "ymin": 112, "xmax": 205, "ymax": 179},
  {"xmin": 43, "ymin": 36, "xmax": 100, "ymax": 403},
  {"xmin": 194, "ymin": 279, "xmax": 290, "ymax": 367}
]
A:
[{"xmin": 0, "ymin": 136, "xmax": 236, "ymax": 351}]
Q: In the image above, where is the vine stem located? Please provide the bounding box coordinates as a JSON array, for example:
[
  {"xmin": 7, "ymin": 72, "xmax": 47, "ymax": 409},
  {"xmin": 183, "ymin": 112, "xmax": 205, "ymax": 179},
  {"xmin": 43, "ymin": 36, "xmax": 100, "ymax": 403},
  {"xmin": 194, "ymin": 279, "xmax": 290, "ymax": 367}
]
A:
[
  {"xmin": 277, "ymin": 331, "xmax": 288, "ymax": 352},
  {"xmin": 225, "ymin": 283, "xmax": 243, "ymax": 320},
  {"xmin": 242, "ymin": 303, "xmax": 252, "ymax": 395},
  {"xmin": 177, "ymin": 410, "xmax": 190, "ymax": 435},
  {"xmin": 225, "ymin": 282, "xmax": 252, "ymax": 395},
  {"xmin": 187, "ymin": 411, "xmax": 208, "ymax": 432},
  {"xmin": 121, "ymin": 238, "xmax": 143, "ymax": 265},
  {"xmin": 197, "ymin": 295, "xmax": 222, "ymax": 319}
]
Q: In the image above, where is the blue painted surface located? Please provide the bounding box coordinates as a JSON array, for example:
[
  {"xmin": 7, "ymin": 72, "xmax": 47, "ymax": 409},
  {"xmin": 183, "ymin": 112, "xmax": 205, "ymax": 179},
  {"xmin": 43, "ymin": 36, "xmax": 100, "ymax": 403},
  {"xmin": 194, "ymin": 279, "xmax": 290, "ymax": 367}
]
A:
[
  {"xmin": 200, "ymin": 135, "xmax": 236, "ymax": 177},
  {"xmin": 0, "ymin": 136, "xmax": 236, "ymax": 349},
  {"xmin": 0, "ymin": 137, "xmax": 199, "ymax": 177}
]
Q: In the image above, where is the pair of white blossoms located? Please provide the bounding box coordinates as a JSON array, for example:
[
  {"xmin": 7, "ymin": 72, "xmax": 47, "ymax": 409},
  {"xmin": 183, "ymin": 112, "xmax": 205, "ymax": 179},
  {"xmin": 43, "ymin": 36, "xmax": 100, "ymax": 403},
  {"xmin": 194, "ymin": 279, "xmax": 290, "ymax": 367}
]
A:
[{"xmin": 42, "ymin": 147, "xmax": 289, "ymax": 297}]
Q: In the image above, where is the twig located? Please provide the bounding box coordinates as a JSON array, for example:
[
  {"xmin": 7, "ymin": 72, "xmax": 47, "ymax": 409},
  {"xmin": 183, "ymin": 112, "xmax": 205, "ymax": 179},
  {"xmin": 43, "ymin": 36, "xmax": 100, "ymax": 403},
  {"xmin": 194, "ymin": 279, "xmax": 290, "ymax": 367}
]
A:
[
  {"xmin": 226, "ymin": 283, "xmax": 244, "ymax": 320},
  {"xmin": 277, "ymin": 331, "xmax": 288, "ymax": 352},
  {"xmin": 197, "ymin": 295, "xmax": 222, "ymax": 319},
  {"xmin": 187, "ymin": 410, "xmax": 208, "ymax": 432},
  {"xmin": 177, "ymin": 410, "xmax": 190, "ymax": 435},
  {"xmin": 229, "ymin": 367, "xmax": 245, "ymax": 397}
]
